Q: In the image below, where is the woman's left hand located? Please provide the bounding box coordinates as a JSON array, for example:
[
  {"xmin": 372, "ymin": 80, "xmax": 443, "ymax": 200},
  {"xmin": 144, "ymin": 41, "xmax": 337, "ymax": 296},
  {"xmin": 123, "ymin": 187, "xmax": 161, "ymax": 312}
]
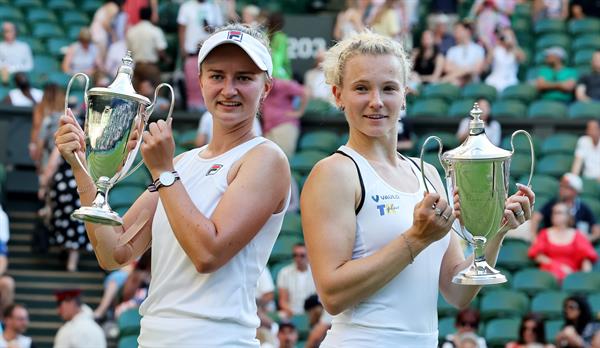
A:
[
  {"xmin": 140, "ymin": 118, "xmax": 175, "ymax": 179},
  {"xmin": 501, "ymin": 183, "xmax": 535, "ymax": 232}
]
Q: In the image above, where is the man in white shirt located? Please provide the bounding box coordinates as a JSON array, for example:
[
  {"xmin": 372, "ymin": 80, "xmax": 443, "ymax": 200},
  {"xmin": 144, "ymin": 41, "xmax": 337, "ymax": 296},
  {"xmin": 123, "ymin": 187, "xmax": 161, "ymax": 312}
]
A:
[
  {"xmin": 276, "ymin": 243, "xmax": 317, "ymax": 319},
  {"xmin": 0, "ymin": 304, "xmax": 33, "ymax": 348},
  {"xmin": 572, "ymin": 119, "xmax": 600, "ymax": 181},
  {"xmin": 54, "ymin": 289, "xmax": 106, "ymax": 348},
  {"xmin": 0, "ymin": 22, "xmax": 33, "ymax": 84},
  {"xmin": 442, "ymin": 20, "xmax": 485, "ymax": 87}
]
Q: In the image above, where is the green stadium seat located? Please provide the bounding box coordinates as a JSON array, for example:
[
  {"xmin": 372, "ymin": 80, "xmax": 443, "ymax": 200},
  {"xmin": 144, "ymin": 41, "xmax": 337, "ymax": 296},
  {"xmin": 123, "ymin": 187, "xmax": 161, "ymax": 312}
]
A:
[
  {"xmin": 461, "ymin": 83, "xmax": 497, "ymax": 102},
  {"xmin": 573, "ymin": 49, "xmax": 595, "ymax": 67},
  {"xmin": 175, "ymin": 129, "xmax": 197, "ymax": 150},
  {"xmin": 117, "ymin": 336, "xmax": 138, "ymax": 348},
  {"xmin": 500, "ymin": 83, "xmax": 537, "ymax": 104},
  {"xmin": 117, "ymin": 308, "xmax": 141, "ymax": 338},
  {"xmin": 33, "ymin": 55, "xmax": 60, "ymax": 73},
  {"xmin": 82, "ymin": 0, "xmax": 104, "ymax": 16},
  {"xmin": 448, "ymin": 99, "xmax": 476, "ymax": 118},
  {"xmin": 280, "ymin": 212, "xmax": 302, "ymax": 237},
  {"xmin": 407, "ymin": 98, "xmax": 448, "ymax": 118},
  {"xmin": 545, "ymin": 320, "xmax": 565, "ymax": 343},
  {"xmin": 561, "ymin": 272, "xmax": 600, "ymax": 295},
  {"xmin": 437, "ymin": 294, "xmax": 458, "ymax": 318},
  {"xmin": 290, "ymin": 150, "xmax": 328, "ymax": 175},
  {"xmin": 535, "ymin": 34, "xmax": 571, "ymax": 52},
  {"xmin": 20, "ymin": 36, "xmax": 46, "ymax": 55},
  {"xmin": 595, "ymin": 244, "xmax": 600, "ymax": 272},
  {"xmin": 61, "ymin": 11, "xmax": 90, "ymax": 26},
  {"xmin": 581, "ymin": 197, "xmax": 600, "ymax": 219},
  {"xmin": 501, "ymin": 133, "xmax": 539, "ymax": 155},
  {"xmin": 581, "ymin": 177, "xmax": 600, "ymax": 199},
  {"xmin": 569, "ymin": 101, "xmax": 600, "ymax": 119},
  {"xmin": 0, "ymin": 86, "xmax": 7, "ymax": 101},
  {"xmin": 0, "ymin": 6, "xmax": 24, "ymax": 22},
  {"xmin": 66, "ymin": 25, "xmax": 86, "ymax": 41},
  {"xmin": 497, "ymin": 240, "xmax": 533, "ymax": 272},
  {"xmin": 12, "ymin": 20, "xmax": 29, "ymax": 36},
  {"xmin": 513, "ymin": 2, "xmax": 531, "ymax": 17},
  {"xmin": 109, "ymin": 186, "xmax": 145, "ymax": 210},
  {"xmin": 12, "ymin": 0, "xmax": 43, "ymax": 8},
  {"xmin": 568, "ymin": 18, "xmax": 600, "ymax": 36},
  {"xmin": 519, "ymin": 174, "xmax": 558, "ymax": 197},
  {"xmin": 269, "ymin": 260, "xmax": 288, "ymax": 282},
  {"xmin": 157, "ymin": 1, "xmax": 181, "ymax": 33},
  {"xmin": 416, "ymin": 131, "xmax": 458, "ymax": 153},
  {"xmin": 480, "ymin": 290, "xmax": 529, "ymax": 320},
  {"xmin": 31, "ymin": 22, "xmax": 65, "ymax": 40},
  {"xmin": 270, "ymin": 235, "xmax": 303, "ymax": 264},
  {"xmin": 421, "ymin": 152, "xmax": 444, "ymax": 175},
  {"xmin": 421, "ymin": 83, "xmax": 460, "ymax": 103},
  {"xmin": 536, "ymin": 154, "xmax": 573, "ymax": 178},
  {"xmin": 540, "ymin": 133, "xmax": 579, "ymax": 156},
  {"xmin": 588, "ymin": 293, "xmax": 600, "ymax": 317},
  {"xmin": 47, "ymin": 0, "xmax": 76, "ymax": 11},
  {"xmin": 512, "ymin": 268, "xmax": 558, "ymax": 296},
  {"xmin": 484, "ymin": 318, "xmax": 520, "ymax": 347},
  {"xmin": 291, "ymin": 314, "xmax": 310, "ymax": 340},
  {"xmin": 572, "ymin": 34, "xmax": 600, "ymax": 51},
  {"xmin": 26, "ymin": 8, "xmax": 59, "ymax": 24},
  {"xmin": 512, "ymin": 16, "xmax": 532, "ymax": 33},
  {"xmin": 528, "ymin": 100, "xmax": 568, "ymax": 119},
  {"xmin": 531, "ymin": 291, "xmax": 568, "ymax": 320},
  {"xmin": 298, "ymin": 131, "xmax": 339, "ymax": 153},
  {"xmin": 525, "ymin": 66, "xmax": 543, "ymax": 82},
  {"xmin": 46, "ymin": 37, "xmax": 71, "ymax": 57},
  {"xmin": 119, "ymin": 167, "xmax": 152, "ymax": 189},
  {"xmin": 438, "ymin": 316, "xmax": 455, "ymax": 340},
  {"xmin": 491, "ymin": 100, "xmax": 526, "ymax": 119},
  {"xmin": 509, "ymin": 153, "xmax": 534, "ymax": 180},
  {"xmin": 534, "ymin": 19, "xmax": 566, "ymax": 35}
]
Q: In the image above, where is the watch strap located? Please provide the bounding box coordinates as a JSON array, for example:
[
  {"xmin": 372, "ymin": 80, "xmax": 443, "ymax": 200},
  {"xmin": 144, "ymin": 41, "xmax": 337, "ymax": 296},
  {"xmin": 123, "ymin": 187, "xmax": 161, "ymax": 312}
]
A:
[{"xmin": 147, "ymin": 171, "xmax": 179, "ymax": 192}]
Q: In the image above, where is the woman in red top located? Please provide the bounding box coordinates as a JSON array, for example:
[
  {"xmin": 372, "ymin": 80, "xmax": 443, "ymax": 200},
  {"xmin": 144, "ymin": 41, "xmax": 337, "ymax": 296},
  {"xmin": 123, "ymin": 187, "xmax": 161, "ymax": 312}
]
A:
[{"xmin": 528, "ymin": 202, "xmax": 597, "ymax": 281}]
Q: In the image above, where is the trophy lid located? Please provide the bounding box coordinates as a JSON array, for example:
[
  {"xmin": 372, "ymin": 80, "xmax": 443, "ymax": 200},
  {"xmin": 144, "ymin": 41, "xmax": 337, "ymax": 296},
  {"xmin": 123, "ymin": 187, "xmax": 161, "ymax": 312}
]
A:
[
  {"xmin": 443, "ymin": 103, "xmax": 512, "ymax": 161},
  {"xmin": 87, "ymin": 51, "xmax": 151, "ymax": 105}
]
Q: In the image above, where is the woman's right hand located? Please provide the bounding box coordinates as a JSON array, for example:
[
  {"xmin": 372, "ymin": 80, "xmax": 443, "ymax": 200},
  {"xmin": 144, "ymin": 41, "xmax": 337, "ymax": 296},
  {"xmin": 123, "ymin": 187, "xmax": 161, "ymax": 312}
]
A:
[
  {"xmin": 54, "ymin": 108, "xmax": 86, "ymax": 169},
  {"xmin": 410, "ymin": 192, "xmax": 455, "ymax": 245}
]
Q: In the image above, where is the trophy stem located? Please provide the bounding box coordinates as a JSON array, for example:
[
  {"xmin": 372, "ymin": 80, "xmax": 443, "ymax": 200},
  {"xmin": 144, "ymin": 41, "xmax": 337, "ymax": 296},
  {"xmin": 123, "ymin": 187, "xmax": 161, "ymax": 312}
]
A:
[
  {"xmin": 71, "ymin": 177, "xmax": 123, "ymax": 226},
  {"xmin": 452, "ymin": 236, "xmax": 507, "ymax": 285}
]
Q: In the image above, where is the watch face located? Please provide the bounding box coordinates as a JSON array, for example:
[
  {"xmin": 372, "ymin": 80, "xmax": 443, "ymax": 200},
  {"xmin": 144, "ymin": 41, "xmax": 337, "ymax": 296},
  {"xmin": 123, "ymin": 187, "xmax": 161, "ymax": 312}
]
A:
[{"xmin": 159, "ymin": 172, "xmax": 176, "ymax": 186}]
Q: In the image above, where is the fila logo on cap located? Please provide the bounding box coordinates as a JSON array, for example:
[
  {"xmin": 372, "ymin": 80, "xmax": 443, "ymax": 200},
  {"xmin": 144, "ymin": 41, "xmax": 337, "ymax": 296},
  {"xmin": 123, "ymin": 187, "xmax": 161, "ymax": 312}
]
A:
[{"xmin": 227, "ymin": 31, "xmax": 243, "ymax": 42}]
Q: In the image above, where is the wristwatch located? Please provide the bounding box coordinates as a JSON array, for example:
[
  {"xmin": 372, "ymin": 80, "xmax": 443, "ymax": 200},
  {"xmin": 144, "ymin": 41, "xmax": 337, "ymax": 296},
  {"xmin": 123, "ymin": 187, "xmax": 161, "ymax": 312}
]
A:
[{"xmin": 148, "ymin": 171, "xmax": 180, "ymax": 192}]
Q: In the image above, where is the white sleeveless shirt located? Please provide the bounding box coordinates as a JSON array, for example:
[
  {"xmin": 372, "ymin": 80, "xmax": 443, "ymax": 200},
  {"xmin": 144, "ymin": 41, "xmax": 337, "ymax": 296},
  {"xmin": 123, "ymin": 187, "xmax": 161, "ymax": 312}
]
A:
[
  {"xmin": 138, "ymin": 137, "xmax": 289, "ymax": 347},
  {"xmin": 320, "ymin": 146, "xmax": 451, "ymax": 348}
]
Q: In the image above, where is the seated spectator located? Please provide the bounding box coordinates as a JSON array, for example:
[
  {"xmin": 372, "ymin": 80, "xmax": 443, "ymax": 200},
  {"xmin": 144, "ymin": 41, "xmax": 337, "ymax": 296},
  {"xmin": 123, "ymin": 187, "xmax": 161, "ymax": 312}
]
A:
[
  {"xmin": 530, "ymin": 173, "xmax": 600, "ymax": 242},
  {"xmin": 410, "ymin": 30, "xmax": 444, "ymax": 87},
  {"xmin": 256, "ymin": 267, "xmax": 278, "ymax": 347},
  {"xmin": 276, "ymin": 243, "xmax": 317, "ymax": 320},
  {"xmin": 1, "ymin": 304, "xmax": 32, "ymax": 348},
  {"xmin": 556, "ymin": 295, "xmax": 600, "ymax": 347},
  {"xmin": 304, "ymin": 51, "xmax": 330, "ymax": 103},
  {"xmin": 528, "ymin": 202, "xmax": 597, "ymax": 282},
  {"xmin": 485, "ymin": 27, "xmax": 525, "ymax": 93},
  {"xmin": 469, "ymin": 0, "xmax": 515, "ymax": 48},
  {"xmin": 440, "ymin": 308, "xmax": 488, "ymax": 348},
  {"xmin": 304, "ymin": 295, "xmax": 332, "ymax": 348},
  {"xmin": 397, "ymin": 116, "xmax": 415, "ymax": 152},
  {"xmin": 506, "ymin": 313, "xmax": 553, "ymax": 348},
  {"xmin": 575, "ymin": 51, "xmax": 600, "ymax": 102},
  {"xmin": 241, "ymin": 5, "xmax": 260, "ymax": 26},
  {"xmin": 333, "ymin": 0, "xmax": 367, "ymax": 42},
  {"xmin": 3, "ymin": 72, "xmax": 42, "ymax": 107},
  {"xmin": 442, "ymin": 21, "xmax": 485, "ymax": 87},
  {"xmin": 0, "ymin": 21, "xmax": 33, "ymax": 84},
  {"xmin": 533, "ymin": 0, "xmax": 569, "ymax": 21},
  {"xmin": 368, "ymin": 0, "xmax": 401, "ymax": 39},
  {"xmin": 114, "ymin": 251, "xmax": 151, "ymax": 319},
  {"xmin": 571, "ymin": 119, "xmax": 600, "ymax": 182},
  {"xmin": 456, "ymin": 98, "xmax": 501, "ymax": 146},
  {"xmin": 535, "ymin": 47, "xmax": 578, "ymax": 103},
  {"xmin": 277, "ymin": 322, "xmax": 298, "ymax": 348},
  {"xmin": 62, "ymin": 28, "xmax": 101, "ymax": 78},
  {"xmin": 30, "ymin": 83, "xmax": 65, "ymax": 171},
  {"xmin": 571, "ymin": 0, "xmax": 600, "ymax": 18},
  {"xmin": 93, "ymin": 264, "xmax": 134, "ymax": 321},
  {"xmin": 0, "ymin": 205, "xmax": 14, "ymax": 321},
  {"xmin": 138, "ymin": 78, "xmax": 170, "ymax": 113},
  {"xmin": 431, "ymin": 14, "xmax": 455, "ymax": 55},
  {"xmin": 195, "ymin": 111, "xmax": 262, "ymax": 148},
  {"xmin": 54, "ymin": 289, "xmax": 106, "ymax": 348}
]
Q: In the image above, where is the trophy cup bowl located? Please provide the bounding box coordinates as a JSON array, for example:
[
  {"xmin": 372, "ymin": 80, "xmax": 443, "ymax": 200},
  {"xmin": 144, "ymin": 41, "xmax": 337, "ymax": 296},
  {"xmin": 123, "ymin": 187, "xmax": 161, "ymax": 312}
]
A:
[
  {"xmin": 419, "ymin": 103, "xmax": 534, "ymax": 285},
  {"xmin": 66, "ymin": 52, "xmax": 174, "ymax": 226}
]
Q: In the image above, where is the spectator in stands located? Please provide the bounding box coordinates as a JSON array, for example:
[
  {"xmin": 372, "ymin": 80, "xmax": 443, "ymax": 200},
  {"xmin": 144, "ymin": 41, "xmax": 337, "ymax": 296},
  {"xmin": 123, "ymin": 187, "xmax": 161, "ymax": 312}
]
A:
[
  {"xmin": 571, "ymin": 119, "xmax": 600, "ymax": 182},
  {"xmin": 127, "ymin": 6, "xmax": 169, "ymax": 89},
  {"xmin": 195, "ymin": 110, "xmax": 262, "ymax": 148},
  {"xmin": 528, "ymin": 202, "xmax": 597, "ymax": 282},
  {"xmin": 138, "ymin": 78, "xmax": 170, "ymax": 113},
  {"xmin": 277, "ymin": 322, "xmax": 299, "ymax": 348},
  {"xmin": 368, "ymin": 0, "xmax": 401, "ymax": 39},
  {"xmin": 256, "ymin": 267, "xmax": 277, "ymax": 347},
  {"xmin": 469, "ymin": 0, "xmax": 515, "ymax": 48},
  {"xmin": 241, "ymin": 4, "xmax": 261, "ymax": 26},
  {"xmin": 30, "ymin": 83, "xmax": 65, "ymax": 172},
  {"xmin": 556, "ymin": 295, "xmax": 600, "ymax": 347},
  {"xmin": 571, "ymin": 0, "xmax": 600, "ymax": 18},
  {"xmin": 90, "ymin": 0, "xmax": 122, "ymax": 58},
  {"xmin": 456, "ymin": 98, "xmax": 501, "ymax": 146},
  {"xmin": 103, "ymin": 38, "xmax": 128, "ymax": 79},
  {"xmin": 535, "ymin": 47, "xmax": 578, "ymax": 103},
  {"xmin": 0, "ymin": 21, "xmax": 33, "ymax": 84},
  {"xmin": 333, "ymin": 0, "xmax": 367, "ymax": 41},
  {"xmin": 276, "ymin": 243, "xmax": 316, "ymax": 320},
  {"xmin": 431, "ymin": 14, "xmax": 455, "ymax": 55},
  {"xmin": 0, "ymin": 304, "xmax": 32, "ymax": 348},
  {"xmin": 123, "ymin": 0, "xmax": 158, "ymax": 26},
  {"xmin": 62, "ymin": 28, "xmax": 102, "ymax": 79},
  {"xmin": 267, "ymin": 12, "xmax": 293, "ymax": 80},
  {"xmin": 114, "ymin": 250, "xmax": 151, "ymax": 319},
  {"xmin": 411, "ymin": 30, "xmax": 445, "ymax": 87},
  {"xmin": 93, "ymin": 263, "xmax": 134, "ymax": 321},
  {"xmin": 441, "ymin": 308, "xmax": 487, "ymax": 348},
  {"xmin": 575, "ymin": 51, "xmax": 600, "ymax": 102},
  {"xmin": 0, "ymin": 204, "xmax": 14, "ymax": 323},
  {"xmin": 3, "ymin": 72, "xmax": 42, "ymax": 107},
  {"xmin": 304, "ymin": 51, "xmax": 330, "ymax": 103},
  {"xmin": 428, "ymin": 0, "xmax": 459, "ymax": 29},
  {"xmin": 442, "ymin": 20, "xmax": 485, "ymax": 86},
  {"xmin": 304, "ymin": 295, "xmax": 332, "ymax": 348},
  {"xmin": 54, "ymin": 289, "xmax": 106, "ymax": 348},
  {"xmin": 506, "ymin": 313, "xmax": 552, "ymax": 348},
  {"xmin": 397, "ymin": 116, "xmax": 415, "ymax": 152},
  {"xmin": 533, "ymin": 0, "xmax": 569, "ymax": 21},
  {"xmin": 262, "ymin": 78, "xmax": 308, "ymax": 158},
  {"xmin": 530, "ymin": 173, "xmax": 600, "ymax": 242},
  {"xmin": 484, "ymin": 27, "xmax": 525, "ymax": 93}
]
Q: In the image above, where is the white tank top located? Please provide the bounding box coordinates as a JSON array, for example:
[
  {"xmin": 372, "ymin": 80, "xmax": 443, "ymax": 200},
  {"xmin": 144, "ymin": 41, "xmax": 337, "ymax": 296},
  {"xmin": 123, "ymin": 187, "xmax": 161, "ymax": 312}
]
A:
[
  {"xmin": 138, "ymin": 137, "xmax": 289, "ymax": 347},
  {"xmin": 320, "ymin": 146, "xmax": 451, "ymax": 348}
]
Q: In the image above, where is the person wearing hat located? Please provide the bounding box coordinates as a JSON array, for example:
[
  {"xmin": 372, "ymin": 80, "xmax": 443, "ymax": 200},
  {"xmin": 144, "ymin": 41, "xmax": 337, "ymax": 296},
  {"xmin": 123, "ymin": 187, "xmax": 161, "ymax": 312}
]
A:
[
  {"xmin": 534, "ymin": 46, "xmax": 578, "ymax": 103},
  {"xmin": 54, "ymin": 289, "xmax": 106, "ymax": 348},
  {"xmin": 530, "ymin": 173, "xmax": 600, "ymax": 242},
  {"xmin": 54, "ymin": 23, "xmax": 291, "ymax": 347}
]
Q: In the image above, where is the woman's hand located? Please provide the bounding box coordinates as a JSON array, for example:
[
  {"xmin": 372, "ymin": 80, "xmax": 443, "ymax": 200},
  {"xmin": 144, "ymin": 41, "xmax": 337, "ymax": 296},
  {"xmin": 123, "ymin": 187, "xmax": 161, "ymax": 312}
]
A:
[
  {"xmin": 140, "ymin": 118, "xmax": 175, "ymax": 179},
  {"xmin": 501, "ymin": 183, "xmax": 535, "ymax": 232},
  {"xmin": 411, "ymin": 192, "xmax": 455, "ymax": 245},
  {"xmin": 54, "ymin": 108, "xmax": 86, "ymax": 169}
]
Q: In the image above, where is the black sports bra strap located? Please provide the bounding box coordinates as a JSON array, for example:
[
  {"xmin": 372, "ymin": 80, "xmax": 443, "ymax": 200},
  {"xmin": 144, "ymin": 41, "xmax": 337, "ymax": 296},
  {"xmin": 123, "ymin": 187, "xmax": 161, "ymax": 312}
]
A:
[{"xmin": 335, "ymin": 150, "xmax": 366, "ymax": 215}]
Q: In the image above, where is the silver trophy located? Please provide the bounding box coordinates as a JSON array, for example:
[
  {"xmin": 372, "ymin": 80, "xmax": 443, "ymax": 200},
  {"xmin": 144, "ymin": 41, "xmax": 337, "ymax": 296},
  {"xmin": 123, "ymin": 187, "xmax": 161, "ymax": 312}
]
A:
[
  {"xmin": 65, "ymin": 51, "xmax": 174, "ymax": 226},
  {"xmin": 420, "ymin": 103, "xmax": 534, "ymax": 285}
]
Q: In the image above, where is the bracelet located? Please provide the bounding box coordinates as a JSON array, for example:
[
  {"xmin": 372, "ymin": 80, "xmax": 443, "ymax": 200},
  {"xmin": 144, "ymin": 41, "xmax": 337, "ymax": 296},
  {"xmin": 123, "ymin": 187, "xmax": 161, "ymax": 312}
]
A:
[
  {"xmin": 401, "ymin": 234, "xmax": 415, "ymax": 264},
  {"xmin": 76, "ymin": 181, "xmax": 96, "ymax": 195}
]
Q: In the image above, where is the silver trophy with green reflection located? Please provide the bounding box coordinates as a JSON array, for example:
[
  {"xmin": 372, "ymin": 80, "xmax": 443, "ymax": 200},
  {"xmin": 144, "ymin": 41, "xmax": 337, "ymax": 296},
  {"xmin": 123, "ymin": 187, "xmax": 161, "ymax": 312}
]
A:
[
  {"xmin": 65, "ymin": 51, "xmax": 174, "ymax": 226},
  {"xmin": 420, "ymin": 103, "xmax": 535, "ymax": 285}
]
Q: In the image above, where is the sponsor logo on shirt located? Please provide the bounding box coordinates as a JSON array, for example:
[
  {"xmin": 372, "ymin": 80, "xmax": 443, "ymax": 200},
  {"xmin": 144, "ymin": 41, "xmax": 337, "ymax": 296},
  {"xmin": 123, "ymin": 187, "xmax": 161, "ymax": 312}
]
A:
[
  {"xmin": 206, "ymin": 164, "xmax": 223, "ymax": 176},
  {"xmin": 371, "ymin": 194, "xmax": 401, "ymax": 202},
  {"xmin": 376, "ymin": 203, "xmax": 400, "ymax": 216}
]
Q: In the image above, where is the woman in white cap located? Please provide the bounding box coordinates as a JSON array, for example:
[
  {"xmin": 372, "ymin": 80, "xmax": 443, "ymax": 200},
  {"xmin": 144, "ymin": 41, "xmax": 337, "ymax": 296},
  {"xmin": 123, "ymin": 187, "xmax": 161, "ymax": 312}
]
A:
[
  {"xmin": 54, "ymin": 23, "xmax": 291, "ymax": 347},
  {"xmin": 301, "ymin": 31, "xmax": 535, "ymax": 346}
]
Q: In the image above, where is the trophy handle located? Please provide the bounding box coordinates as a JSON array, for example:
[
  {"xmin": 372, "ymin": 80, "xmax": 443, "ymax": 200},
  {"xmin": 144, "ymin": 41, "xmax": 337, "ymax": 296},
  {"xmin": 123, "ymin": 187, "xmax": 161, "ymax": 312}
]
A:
[
  {"xmin": 65, "ymin": 72, "xmax": 91, "ymax": 178},
  {"xmin": 510, "ymin": 130, "xmax": 535, "ymax": 188},
  {"xmin": 119, "ymin": 83, "xmax": 176, "ymax": 181},
  {"xmin": 419, "ymin": 136, "xmax": 449, "ymax": 196}
]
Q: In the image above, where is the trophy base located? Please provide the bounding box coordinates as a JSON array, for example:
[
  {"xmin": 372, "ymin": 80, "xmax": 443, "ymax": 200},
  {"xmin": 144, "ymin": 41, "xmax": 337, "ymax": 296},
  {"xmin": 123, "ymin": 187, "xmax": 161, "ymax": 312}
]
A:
[
  {"xmin": 452, "ymin": 260, "xmax": 507, "ymax": 285},
  {"xmin": 71, "ymin": 207, "xmax": 123, "ymax": 226}
]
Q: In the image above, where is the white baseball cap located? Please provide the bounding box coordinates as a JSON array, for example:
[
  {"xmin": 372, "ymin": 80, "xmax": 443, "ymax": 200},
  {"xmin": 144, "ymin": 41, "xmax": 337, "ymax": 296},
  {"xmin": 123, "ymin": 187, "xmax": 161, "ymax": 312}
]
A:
[{"xmin": 197, "ymin": 29, "xmax": 273, "ymax": 77}]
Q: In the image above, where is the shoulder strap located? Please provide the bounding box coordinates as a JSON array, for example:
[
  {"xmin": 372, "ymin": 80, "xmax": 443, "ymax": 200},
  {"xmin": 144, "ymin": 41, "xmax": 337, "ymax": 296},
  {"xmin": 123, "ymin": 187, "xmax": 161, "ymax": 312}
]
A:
[{"xmin": 335, "ymin": 150, "xmax": 365, "ymax": 215}]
